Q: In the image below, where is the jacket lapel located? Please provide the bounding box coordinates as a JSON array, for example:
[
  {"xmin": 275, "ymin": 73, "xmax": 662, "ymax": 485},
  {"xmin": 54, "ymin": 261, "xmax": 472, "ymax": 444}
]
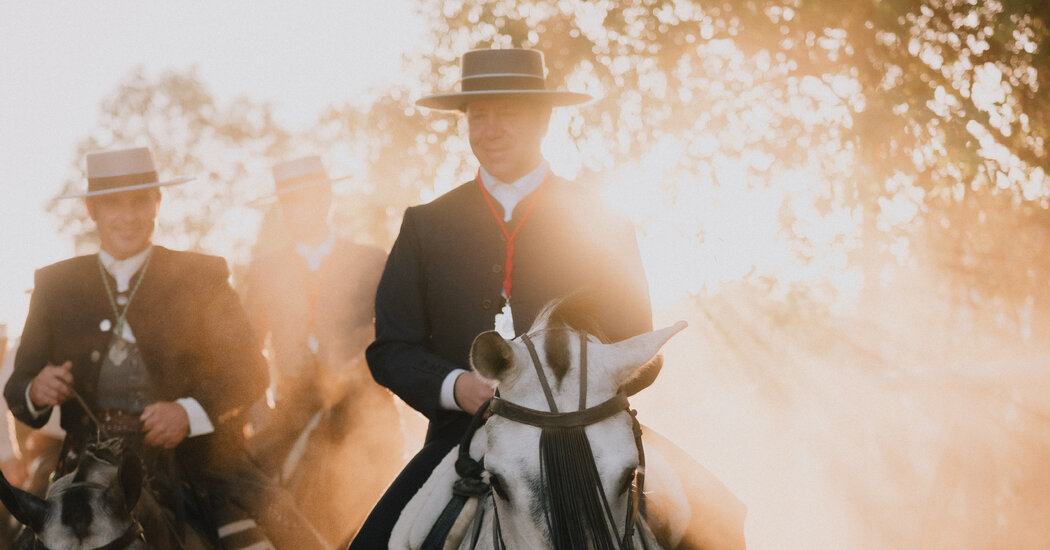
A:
[{"xmin": 122, "ymin": 247, "xmax": 172, "ymax": 394}]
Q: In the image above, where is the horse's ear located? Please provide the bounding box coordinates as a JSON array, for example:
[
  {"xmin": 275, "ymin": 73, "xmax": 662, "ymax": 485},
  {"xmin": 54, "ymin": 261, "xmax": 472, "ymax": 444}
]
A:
[
  {"xmin": 0, "ymin": 467, "xmax": 48, "ymax": 533},
  {"xmin": 620, "ymin": 354, "xmax": 664, "ymax": 396},
  {"xmin": 470, "ymin": 331, "xmax": 515, "ymax": 381},
  {"xmin": 597, "ymin": 321, "xmax": 687, "ymax": 385},
  {"xmin": 119, "ymin": 451, "xmax": 143, "ymax": 512}
]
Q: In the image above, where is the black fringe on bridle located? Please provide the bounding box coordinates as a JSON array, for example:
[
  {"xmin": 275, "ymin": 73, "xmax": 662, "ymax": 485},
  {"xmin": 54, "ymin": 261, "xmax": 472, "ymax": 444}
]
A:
[{"xmin": 540, "ymin": 425, "xmax": 621, "ymax": 550}]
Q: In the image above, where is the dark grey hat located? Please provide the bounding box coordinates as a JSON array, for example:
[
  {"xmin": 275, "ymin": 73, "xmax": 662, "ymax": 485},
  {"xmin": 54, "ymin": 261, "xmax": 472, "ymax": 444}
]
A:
[
  {"xmin": 416, "ymin": 48, "xmax": 593, "ymax": 111},
  {"xmin": 248, "ymin": 155, "xmax": 350, "ymax": 207}
]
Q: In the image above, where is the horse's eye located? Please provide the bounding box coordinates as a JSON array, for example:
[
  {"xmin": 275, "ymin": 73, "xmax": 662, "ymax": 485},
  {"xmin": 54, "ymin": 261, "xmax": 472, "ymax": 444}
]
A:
[
  {"xmin": 617, "ymin": 469, "xmax": 635, "ymax": 495},
  {"xmin": 489, "ymin": 473, "xmax": 510, "ymax": 501}
]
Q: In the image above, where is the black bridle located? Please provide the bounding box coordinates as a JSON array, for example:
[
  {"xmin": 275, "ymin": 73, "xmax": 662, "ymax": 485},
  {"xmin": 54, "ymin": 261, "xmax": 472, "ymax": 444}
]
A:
[{"xmin": 424, "ymin": 330, "xmax": 650, "ymax": 550}]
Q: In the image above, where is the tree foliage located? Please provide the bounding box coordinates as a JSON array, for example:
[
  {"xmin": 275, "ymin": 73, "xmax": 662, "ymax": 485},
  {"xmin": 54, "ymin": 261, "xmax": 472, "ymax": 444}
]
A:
[
  {"xmin": 381, "ymin": 0, "xmax": 1050, "ymax": 333},
  {"xmin": 50, "ymin": 2, "xmax": 1050, "ymax": 321}
]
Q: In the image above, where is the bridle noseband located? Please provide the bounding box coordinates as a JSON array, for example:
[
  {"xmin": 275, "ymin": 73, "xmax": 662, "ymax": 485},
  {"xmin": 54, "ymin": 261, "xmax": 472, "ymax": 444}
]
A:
[{"xmin": 429, "ymin": 330, "xmax": 649, "ymax": 550}]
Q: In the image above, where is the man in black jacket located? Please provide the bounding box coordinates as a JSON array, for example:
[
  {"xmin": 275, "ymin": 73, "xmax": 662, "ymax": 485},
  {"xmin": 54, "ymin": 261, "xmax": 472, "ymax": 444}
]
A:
[
  {"xmin": 350, "ymin": 47, "xmax": 653, "ymax": 548},
  {"xmin": 6, "ymin": 146, "xmax": 325, "ymax": 549}
]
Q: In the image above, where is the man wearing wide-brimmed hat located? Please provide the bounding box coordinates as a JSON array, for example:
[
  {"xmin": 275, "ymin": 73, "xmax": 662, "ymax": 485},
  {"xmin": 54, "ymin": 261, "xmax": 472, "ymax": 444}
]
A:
[
  {"xmin": 350, "ymin": 47, "xmax": 654, "ymax": 548},
  {"xmin": 242, "ymin": 155, "xmax": 404, "ymax": 544},
  {"xmin": 4, "ymin": 146, "xmax": 327, "ymax": 549}
]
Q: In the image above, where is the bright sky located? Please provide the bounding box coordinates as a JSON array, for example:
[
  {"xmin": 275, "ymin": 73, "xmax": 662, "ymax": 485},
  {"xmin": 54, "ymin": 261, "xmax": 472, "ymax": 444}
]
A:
[{"xmin": 0, "ymin": 2, "xmax": 425, "ymax": 335}]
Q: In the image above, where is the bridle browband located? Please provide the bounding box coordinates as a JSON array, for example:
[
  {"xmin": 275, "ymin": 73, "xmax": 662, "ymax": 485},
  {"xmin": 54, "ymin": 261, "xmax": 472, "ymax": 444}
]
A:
[
  {"xmin": 424, "ymin": 329, "xmax": 649, "ymax": 550},
  {"xmin": 489, "ymin": 392, "xmax": 629, "ymax": 429}
]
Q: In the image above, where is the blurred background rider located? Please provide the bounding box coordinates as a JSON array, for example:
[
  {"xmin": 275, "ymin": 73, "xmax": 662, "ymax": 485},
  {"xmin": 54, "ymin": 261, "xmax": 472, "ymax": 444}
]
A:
[{"xmin": 243, "ymin": 155, "xmax": 404, "ymax": 545}]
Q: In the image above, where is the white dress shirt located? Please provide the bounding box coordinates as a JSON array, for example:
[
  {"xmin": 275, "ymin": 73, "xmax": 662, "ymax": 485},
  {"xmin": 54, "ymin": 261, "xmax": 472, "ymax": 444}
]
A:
[
  {"xmin": 295, "ymin": 232, "xmax": 336, "ymax": 272},
  {"xmin": 295, "ymin": 232, "xmax": 336, "ymax": 353}
]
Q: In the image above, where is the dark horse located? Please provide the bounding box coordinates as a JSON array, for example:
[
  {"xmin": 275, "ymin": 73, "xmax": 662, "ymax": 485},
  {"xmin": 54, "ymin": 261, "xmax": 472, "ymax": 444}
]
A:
[
  {"xmin": 0, "ymin": 438, "xmax": 145, "ymax": 550},
  {"xmin": 0, "ymin": 437, "xmax": 229, "ymax": 550}
]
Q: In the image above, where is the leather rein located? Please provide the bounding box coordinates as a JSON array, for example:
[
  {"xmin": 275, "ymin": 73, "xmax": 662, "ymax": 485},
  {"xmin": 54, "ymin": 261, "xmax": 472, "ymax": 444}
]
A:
[{"xmin": 423, "ymin": 330, "xmax": 649, "ymax": 550}]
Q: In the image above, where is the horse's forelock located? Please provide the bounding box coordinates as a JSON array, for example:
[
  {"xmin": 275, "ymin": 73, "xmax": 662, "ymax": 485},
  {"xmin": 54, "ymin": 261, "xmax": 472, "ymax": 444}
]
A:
[
  {"xmin": 539, "ymin": 427, "xmax": 620, "ymax": 550},
  {"xmin": 59, "ymin": 488, "xmax": 96, "ymax": 541}
]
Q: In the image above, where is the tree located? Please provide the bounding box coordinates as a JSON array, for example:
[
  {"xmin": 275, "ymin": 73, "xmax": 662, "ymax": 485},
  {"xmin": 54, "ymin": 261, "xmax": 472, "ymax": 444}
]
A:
[{"xmin": 386, "ymin": 0, "xmax": 1050, "ymax": 331}]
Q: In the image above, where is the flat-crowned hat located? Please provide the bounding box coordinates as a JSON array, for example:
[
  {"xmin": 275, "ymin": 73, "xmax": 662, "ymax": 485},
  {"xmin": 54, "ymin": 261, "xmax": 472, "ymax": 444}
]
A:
[
  {"xmin": 250, "ymin": 156, "xmax": 350, "ymax": 205},
  {"xmin": 416, "ymin": 48, "xmax": 593, "ymax": 112},
  {"xmin": 59, "ymin": 146, "xmax": 193, "ymax": 199}
]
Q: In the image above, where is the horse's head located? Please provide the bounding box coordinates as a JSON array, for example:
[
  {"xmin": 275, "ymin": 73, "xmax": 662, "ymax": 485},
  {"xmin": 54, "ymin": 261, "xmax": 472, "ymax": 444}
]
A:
[
  {"xmin": 469, "ymin": 297, "xmax": 686, "ymax": 549},
  {"xmin": 0, "ymin": 438, "xmax": 144, "ymax": 550}
]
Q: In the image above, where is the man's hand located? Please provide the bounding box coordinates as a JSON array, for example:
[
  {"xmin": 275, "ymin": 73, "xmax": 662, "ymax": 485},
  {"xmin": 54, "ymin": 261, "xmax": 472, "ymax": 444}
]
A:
[
  {"xmin": 28, "ymin": 361, "xmax": 74, "ymax": 408},
  {"xmin": 140, "ymin": 401, "xmax": 190, "ymax": 449},
  {"xmin": 453, "ymin": 371, "xmax": 496, "ymax": 415}
]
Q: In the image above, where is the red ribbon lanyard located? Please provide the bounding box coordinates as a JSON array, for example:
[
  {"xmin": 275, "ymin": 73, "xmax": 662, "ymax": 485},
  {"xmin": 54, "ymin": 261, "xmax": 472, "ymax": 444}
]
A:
[{"xmin": 477, "ymin": 170, "xmax": 549, "ymax": 299}]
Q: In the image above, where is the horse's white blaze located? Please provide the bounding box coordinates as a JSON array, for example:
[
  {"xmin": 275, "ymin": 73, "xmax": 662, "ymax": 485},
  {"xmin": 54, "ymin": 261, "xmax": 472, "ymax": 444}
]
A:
[{"xmin": 480, "ymin": 417, "xmax": 547, "ymax": 546}]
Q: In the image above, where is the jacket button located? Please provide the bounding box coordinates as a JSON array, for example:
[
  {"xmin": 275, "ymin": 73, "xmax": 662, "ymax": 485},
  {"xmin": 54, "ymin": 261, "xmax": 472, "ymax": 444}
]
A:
[
  {"xmin": 491, "ymin": 264, "xmax": 502, "ymax": 273},
  {"xmin": 482, "ymin": 299, "xmax": 493, "ymax": 310},
  {"xmin": 91, "ymin": 350, "xmax": 101, "ymax": 363}
]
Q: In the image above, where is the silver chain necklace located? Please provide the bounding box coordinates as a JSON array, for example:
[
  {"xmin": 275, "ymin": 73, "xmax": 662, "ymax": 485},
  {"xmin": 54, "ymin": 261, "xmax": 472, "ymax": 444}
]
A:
[{"xmin": 97, "ymin": 247, "xmax": 153, "ymax": 338}]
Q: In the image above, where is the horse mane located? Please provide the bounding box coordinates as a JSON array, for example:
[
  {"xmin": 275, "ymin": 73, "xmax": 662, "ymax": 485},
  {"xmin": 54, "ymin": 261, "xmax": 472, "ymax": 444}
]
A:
[
  {"xmin": 60, "ymin": 488, "xmax": 96, "ymax": 541},
  {"xmin": 532, "ymin": 291, "xmax": 609, "ymax": 343}
]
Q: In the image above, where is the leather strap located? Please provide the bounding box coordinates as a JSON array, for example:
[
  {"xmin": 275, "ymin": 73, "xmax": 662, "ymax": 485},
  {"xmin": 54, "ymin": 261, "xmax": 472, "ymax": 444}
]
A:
[
  {"xmin": 520, "ymin": 334, "xmax": 558, "ymax": 412},
  {"xmin": 421, "ymin": 400, "xmax": 492, "ymax": 550},
  {"xmin": 579, "ymin": 331, "xmax": 588, "ymax": 410},
  {"xmin": 489, "ymin": 393, "xmax": 628, "ymax": 429}
]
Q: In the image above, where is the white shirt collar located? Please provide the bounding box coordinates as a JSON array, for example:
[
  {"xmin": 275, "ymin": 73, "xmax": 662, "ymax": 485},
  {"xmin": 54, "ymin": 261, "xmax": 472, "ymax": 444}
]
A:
[
  {"xmin": 480, "ymin": 160, "xmax": 549, "ymax": 222},
  {"xmin": 295, "ymin": 233, "xmax": 336, "ymax": 272},
  {"xmin": 99, "ymin": 246, "xmax": 152, "ymax": 293}
]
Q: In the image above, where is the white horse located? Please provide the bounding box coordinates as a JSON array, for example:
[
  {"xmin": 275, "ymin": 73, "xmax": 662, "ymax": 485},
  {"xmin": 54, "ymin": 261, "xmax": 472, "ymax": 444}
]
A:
[{"xmin": 392, "ymin": 299, "xmax": 690, "ymax": 549}]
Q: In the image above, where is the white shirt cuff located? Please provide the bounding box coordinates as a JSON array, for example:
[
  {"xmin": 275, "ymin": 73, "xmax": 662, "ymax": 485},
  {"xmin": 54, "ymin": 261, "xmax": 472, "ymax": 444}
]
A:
[
  {"xmin": 440, "ymin": 369, "xmax": 468, "ymax": 411},
  {"xmin": 25, "ymin": 384, "xmax": 51, "ymax": 419},
  {"xmin": 176, "ymin": 398, "xmax": 215, "ymax": 437}
]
